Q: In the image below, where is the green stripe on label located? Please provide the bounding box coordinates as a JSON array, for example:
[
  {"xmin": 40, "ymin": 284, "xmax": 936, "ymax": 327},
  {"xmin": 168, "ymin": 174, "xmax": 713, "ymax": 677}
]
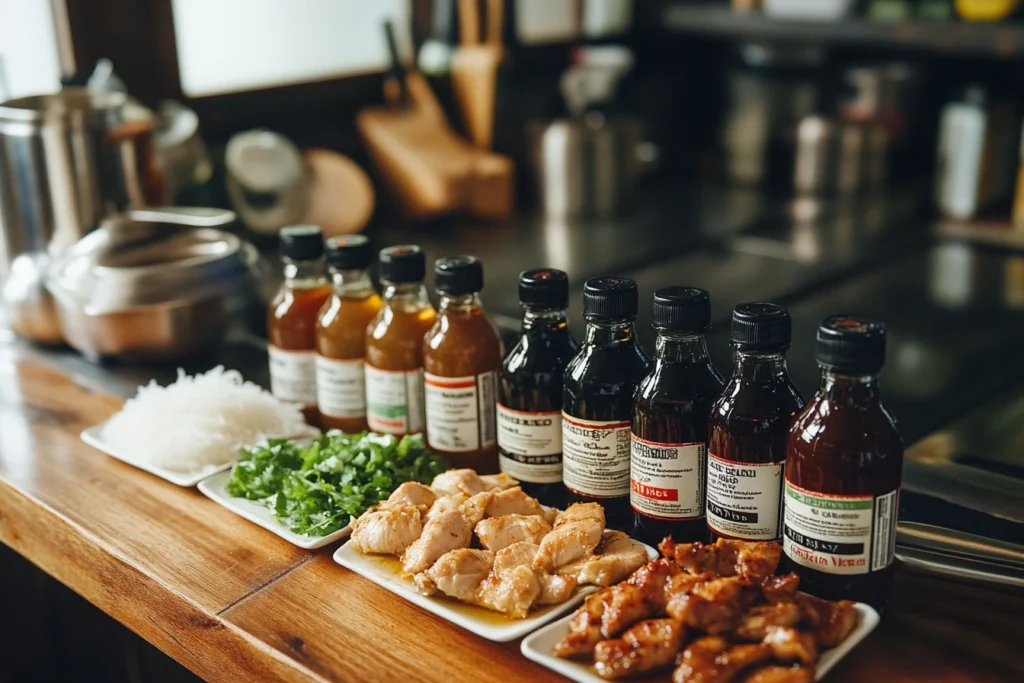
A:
[
  {"xmin": 785, "ymin": 485, "xmax": 872, "ymax": 510},
  {"xmin": 368, "ymin": 403, "xmax": 406, "ymax": 418}
]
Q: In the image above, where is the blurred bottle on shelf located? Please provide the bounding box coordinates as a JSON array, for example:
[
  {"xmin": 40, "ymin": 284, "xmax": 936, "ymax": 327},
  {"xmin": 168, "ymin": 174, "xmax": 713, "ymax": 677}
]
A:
[{"xmin": 955, "ymin": 0, "xmax": 1020, "ymax": 21}]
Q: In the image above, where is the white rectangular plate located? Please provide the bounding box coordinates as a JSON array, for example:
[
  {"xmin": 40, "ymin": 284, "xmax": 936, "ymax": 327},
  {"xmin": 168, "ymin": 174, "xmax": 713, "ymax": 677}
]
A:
[
  {"xmin": 197, "ymin": 469, "xmax": 352, "ymax": 550},
  {"xmin": 81, "ymin": 422, "xmax": 234, "ymax": 488},
  {"xmin": 521, "ymin": 600, "xmax": 880, "ymax": 682},
  {"xmin": 333, "ymin": 537, "xmax": 659, "ymax": 643}
]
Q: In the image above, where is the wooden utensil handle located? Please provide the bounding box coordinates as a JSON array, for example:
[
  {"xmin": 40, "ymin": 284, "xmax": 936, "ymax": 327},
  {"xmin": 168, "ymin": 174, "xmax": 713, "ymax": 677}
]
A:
[
  {"xmin": 459, "ymin": 0, "xmax": 480, "ymax": 46},
  {"xmin": 485, "ymin": 0, "xmax": 504, "ymax": 47}
]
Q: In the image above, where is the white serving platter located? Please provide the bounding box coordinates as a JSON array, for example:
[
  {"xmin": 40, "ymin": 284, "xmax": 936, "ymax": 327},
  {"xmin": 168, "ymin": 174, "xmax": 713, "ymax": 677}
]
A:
[
  {"xmin": 333, "ymin": 536, "xmax": 659, "ymax": 643},
  {"xmin": 521, "ymin": 600, "xmax": 880, "ymax": 682},
  {"xmin": 197, "ymin": 469, "xmax": 352, "ymax": 550}
]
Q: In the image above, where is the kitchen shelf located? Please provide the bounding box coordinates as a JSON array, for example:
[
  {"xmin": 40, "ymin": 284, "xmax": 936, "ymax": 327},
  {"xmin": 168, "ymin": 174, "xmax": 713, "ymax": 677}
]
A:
[{"xmin": 662, "ymin": 4, "xmax": 1024, "ymax": 58}]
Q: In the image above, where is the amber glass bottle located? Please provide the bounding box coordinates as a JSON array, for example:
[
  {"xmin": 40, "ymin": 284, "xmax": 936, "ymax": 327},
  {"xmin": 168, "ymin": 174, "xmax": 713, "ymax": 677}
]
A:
[
  {"xmin": 782, "ymin": 316, "xmax": 903, "ymax": 611},
  {"xmin": 268, "ymin": 225, "xmax": 331, "ymax": 424},
  {"xmin": 315, "ymin": 235, "xmax": 383, "ymax": 433},
  {"xmin": 631, "ymin": 287, "xmax": 724, "ymax": 546},
  {"xmin": 365, "ymin": 245, "xmax": 437, "ymax": 436},
  {"xmin": 498, "ymin": 269, "xmax": 579, "ymax": 507},
  {"xmin": 707, "ymin": 302, "xmax": 803, "ymax": 542},
  {"xmin": 562, "ymin": 277, "xmax": 650, "ymax": 530},
  {"xmin": 423, "ymin": 256, "xmax": 503, "ymax": 472}
]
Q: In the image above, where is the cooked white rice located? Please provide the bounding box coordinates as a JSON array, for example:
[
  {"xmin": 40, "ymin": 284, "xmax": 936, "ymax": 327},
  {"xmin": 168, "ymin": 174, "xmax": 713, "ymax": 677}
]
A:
[{"xmin": 103, "ymin": 366, "xmax": 313, "ymax": 473}]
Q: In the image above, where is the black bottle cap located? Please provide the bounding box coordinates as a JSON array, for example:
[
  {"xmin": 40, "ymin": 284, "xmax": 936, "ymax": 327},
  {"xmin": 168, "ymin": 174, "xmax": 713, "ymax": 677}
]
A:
[
  {"xmin": 325, "ymin": 234, "xmax": 372, "ymax": 270},
  {"xmin": 279, "ymin": 224, "xmax": 324, "ymax": 261},
  {"xmin": 583, "ymin": 277, "xmax": 639, "ymax": 319},
  {"xmin": 519, "ymin": 268, "xmax": 569, "ymax": 309},
  {"xmin": 816, "ymin": 315, "xmax": 886, "ymax": 374},
  {"xmin": 379, "ymin": 244, "xmax": 425, "ymax": 283},
  {"xmin": 435, "ymin": 255, "xmax": 484, "ymax": 294},
  {"xmin": 732, "ymin": 302, "xmax": 791, "ymax": 349},
  {"xmin": 652, "ymin": 286, "xmax": 710, "ymax": 332}
]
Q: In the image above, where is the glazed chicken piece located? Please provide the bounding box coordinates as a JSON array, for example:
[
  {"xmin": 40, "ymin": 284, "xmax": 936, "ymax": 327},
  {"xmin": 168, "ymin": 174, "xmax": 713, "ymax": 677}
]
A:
[
  {"xmin": 763, "ymin": 626, "xmax": 818, "ymax": 666},
  {"xmin": 761, "ymin": 573, "xmax": 800, "ymax": 604},
  {"xmin": 666, "ymin": 575, "xmax": 758, "ymax": 634},
  {"xmin": 415, "ymin": 548, "xmax": 494, "ymax": 599},
  {"xmin": 738, "ymin": 665, "xmax": 813, "ymax": 683},
  {"xmin": 594, "ymin": 618, "xmax": 687, "ymax": 680},
  {"xmin": 349, "ymin": 503, "xmax": 423, "ymax": 555},
  {"xmin": 556, "ymin": 531, "xmax": 650, "ymax": 587},
  {"xmin": 554, "ymin": 588, "xmax": 613, "ymax": 658},
  {"xmin": 734, "ymin": 603, "xmax": 803, "ymax": 641},
  {"xmin": 387, "ymin": 481, "xmax": 437, "ymax": 508},
  {"xmin": 401, "ymin": 491, "xmax": 492, "ymax": 575},
  {"xmin": 484, "ymin": 486, "xmax": 547, "ymax": 518},
  {"xmin": 598, "ymin": 560, "xmax": 692, "ymax": 638},
  {"xmin": 794, "ymin": 594, "xmax": 859, "ymax": 649},
  {"xmin": 475, "ymin": 514, "xmax": 552, "ymax": 550},
  {"xmin": 673, "ymin": 639, "xmax": 774, "ymax": 683},
  {"xmin": 659, "ymin": 538, "xmax": 781, "ymax": 581},
  {"xmin": 493, "ymin": 542, "xmax": 578, "ymax": 604},
  {"xmin": 534, "ymin": 503, "xmax": 606, "ymax": 571},
  {"xmin": 430, "ymin": 469, "xmax": 517, "ymax": 497}
]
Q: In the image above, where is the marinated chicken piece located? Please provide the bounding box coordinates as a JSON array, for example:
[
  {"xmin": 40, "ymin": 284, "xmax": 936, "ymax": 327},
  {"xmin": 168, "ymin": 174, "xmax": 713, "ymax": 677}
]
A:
[
  {"xmin": 493, "ymin": 542, "xmax": 579, "ymax": 604},
  {"xmin": 596, "ymin": 560, "xmax": 692, "ymax": 637},
  {"xmin": 557, "ymin": 531, "xmax": 649, "ymax": 587},
  {"xmin": 432, "ymin": 469, "xmax": 515, "ymax": 497},
  {"xmin": 476, "ymin": 564, "xmax": 541, "ymax": 618},
  {"xmin": 555, "ymin": 588, "xmax": 613, "ymax": 658},
  {"xmin": 554, "ymin": 502, "xmax": 606, "ymax": 528},
  {"xmin": 763, "ymin": 626, "xmax": 818, "ymax": 666},
  {"xmin": 628, "ymin": 558, "xmax": 683, "ymax": 591},
  {"xmin": 401, "ymin": 492, "xmax": 491, "ymax": 575},
  {"xmin": 415, "ymin": 548, "xmax": 494, "ymax": 599},
  {"xmin": 659, "ymin": 538, "xmax": 781, "ymax": 581},
  {"xmin": 387, "ymin": 481, "xmax": 437, "ymax": 507},
  {"xmin": 425, "ymin": 493, "xmax": 467, "ymax": 521},
  {"xmin": 594, "ymin": 618, "xmax": 686, "ymax": 680},
  {"xmin": 349, "ymin": 503, "xmax": 423, "ymax": 555},
  {"xmin": 738, "ymin": 665, "xmax": 813, "ymax": 683},
  {"xmin": 534, "ymin": 520, "xmax": 604, "ymax": 571},
  {"xmin": 674, "ymin": 640, "xmax": 774, "ymax": 683},
  {"xmin": 795, "ymin": 594, "xmax": 858, "ymax": 649},
  {"xmin": 493, "ymin": 541, "xmax": 540, "ymax": 571},
  {"xmin": 666, "ymin": 575, "xmax": 758, "ymax": 634},
  {"xmin": 761, "ymin": 573, "xmax": 800, "ymax": 604},
  {"xmin": 480, "ymin": 472, "xmax": 519, "ymax": 491},
  {"xmin": 484, "ymin": 486, "xmax": 546, "ymax": 518},
  {"xmin": 475, "ymin": 514, "xmax": 551, "ymax": 550},
  {"xmin": 734, "ymin": 603, "xmax": 803, "ymax": 641}
]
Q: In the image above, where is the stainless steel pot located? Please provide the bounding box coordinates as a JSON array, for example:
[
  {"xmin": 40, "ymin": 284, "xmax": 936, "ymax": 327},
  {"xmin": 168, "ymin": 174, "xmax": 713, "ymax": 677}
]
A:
[{"xmin": 45, "ymin": 207, "xmax": 258, "ymax": 361}]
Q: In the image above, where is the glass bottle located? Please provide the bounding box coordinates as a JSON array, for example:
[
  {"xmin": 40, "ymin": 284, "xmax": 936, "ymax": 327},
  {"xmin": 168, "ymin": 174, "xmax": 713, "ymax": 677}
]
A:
[
  {"xmin": 423, "ymin": 256, "xmax": 503, "ymax": 472},
  {"xmin": 498, "ymin": 269, "xmax": 579, "ymax": 507},
  {"xmin": 365, "ymin": 245, "xmax": 437, "ymax": 436},
  {"xmin": 267, "ymin": 225, "xmax": 331, "ymax": 424},
  {"xmin": 631, "ymin": 287, "xmax": 724, "ymax": 546},
  {"xmin": 707, "ymin": 302, "xmax": 804, "ymax": 542},
  {"xmin": 315, "ymin": 235, "xmax": 383, "ymax": 433},
  {"xmin": 562, "ymin": 277, "xmax": 650, "ymax": 530},
  {"xmin": 782, "ymin": 316, "xmax": 903, "ymax": 611}
]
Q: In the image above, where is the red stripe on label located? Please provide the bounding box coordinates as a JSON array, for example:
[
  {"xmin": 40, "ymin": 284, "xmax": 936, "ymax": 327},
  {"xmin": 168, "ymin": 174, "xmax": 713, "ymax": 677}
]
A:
[
  {"xmin": 424, "ymin": 378, "xmax": 476, "ymax": 388},
  {"xmin": 631, "ymin": 480, "xmax": 679, "ymax": 501}
]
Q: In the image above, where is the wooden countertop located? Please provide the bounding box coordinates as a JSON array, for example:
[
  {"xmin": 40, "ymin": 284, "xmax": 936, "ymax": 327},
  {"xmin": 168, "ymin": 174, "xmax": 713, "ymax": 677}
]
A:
[{"xmin": 0, "ymin": 347, "xmax": 1020, "ymax": 683}]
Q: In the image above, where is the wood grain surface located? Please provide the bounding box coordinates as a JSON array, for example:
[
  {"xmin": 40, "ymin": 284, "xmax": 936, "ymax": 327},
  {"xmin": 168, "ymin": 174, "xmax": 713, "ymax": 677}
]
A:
[{"xmin": 0, "ymin": 346, "xmax": 1020, "ymax": 683}]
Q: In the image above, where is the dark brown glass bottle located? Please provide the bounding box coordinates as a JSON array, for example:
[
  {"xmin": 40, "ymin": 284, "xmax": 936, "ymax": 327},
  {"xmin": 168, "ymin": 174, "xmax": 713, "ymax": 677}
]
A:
[
  {"xmin": 563, "ymin": 277, "xmax": 650, "ymax": 530},
  {"xmin": 498, "ymin": 269, "xmax": 579, "ymax": 507},
  {"xmin": 781, "ymin": 316, "xmax": 903, "ymax": 611},
  {"xmin": 707, "ymin": 303, "xmax": 804, "ymax": 542},
  {"xmin": 631, "ymin": 287, "xmax": 724, "ymax": 546}
]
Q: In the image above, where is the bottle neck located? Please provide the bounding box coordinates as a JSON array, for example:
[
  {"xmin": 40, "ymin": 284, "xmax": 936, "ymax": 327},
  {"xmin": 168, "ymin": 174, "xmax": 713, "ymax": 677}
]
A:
[
  {"xmin": 655, "ymin": 329, "xmax": 711, "ymax": 363},
  {"xmin": 522, "ymin": 307, "xmax": 568, "ymax": 333},
  {"xmin": 283, "ymin": 258, "xmax": 326, "ymax": 288},
  {"xmin": 819, "ymin": 367, "xmax": 881, "ymax": 405},
  {"xmin": 584, "ymin": 317, "xmax": 638, "ymax": 346},
  {"xmin": 329, "ymin": 267, "xmax": 374, "ymax": 298},
  {"xmin": 439, "ymin": 292, "xmax": 483, "ymax": 314},
  {"xmin": 382, "ymin": 281, "xmax": 431, "ymax": 310},
  {"xmin": 732, "ymin": 348, "xmax": 789, "ymax": 383}
]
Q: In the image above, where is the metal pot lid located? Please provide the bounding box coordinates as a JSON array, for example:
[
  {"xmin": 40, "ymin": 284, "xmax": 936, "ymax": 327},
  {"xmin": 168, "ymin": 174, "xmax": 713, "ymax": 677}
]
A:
[
  {"xmin": 0, "ymin": 88, "xmax": 127, "ymax": 123},
  {"xmin": 47, "ymin": 210, "xmax": 256, "ymax": 315}
]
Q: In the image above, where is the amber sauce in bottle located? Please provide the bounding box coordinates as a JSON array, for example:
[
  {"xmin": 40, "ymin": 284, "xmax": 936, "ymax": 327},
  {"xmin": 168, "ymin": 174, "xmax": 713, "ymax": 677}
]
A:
[
  {"xmin": 423, "ymin": 256, "xmax": 503, "ymax": 473},
  {"xmin": 498, "ymin": 269, "xmax": 579, "ymax": 507},
  {"xmin": 631, "ymin": 287, "xmax": 724, "ymax": 546},
  {"xmin": 268, "ymin": 225, "xmax": 332, "ymax": 424},
  {"xmin": 562, "ymin": 277, "xmax": 650, "ymax": 530},
  {"xmin": 781, "ymin": 316, "xmax": 903, "ymax": 611},
  {"xmin": 315, "ymin": 235, "xmax": 383, "ymax": 433},
  {"xmin": 365, "ymin": 246, "xmax": 437, "ymax": 436},
  {"xmin": 707, "ymin": 303, "xmax": 804, "ymax": 542}
]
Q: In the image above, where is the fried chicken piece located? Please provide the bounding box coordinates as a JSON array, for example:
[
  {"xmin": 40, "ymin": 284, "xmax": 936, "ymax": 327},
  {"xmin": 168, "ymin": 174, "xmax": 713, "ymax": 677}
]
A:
[
  {"xmin": 761, "ymin": 573, "xmax": 800, "ymax": 604},
  {"xmin": 594, "ymin": 619, "xmax": 687, "ymax": 680},
  {"xmin": 667, "ymin": 575, "xmax": 758, "ymax": 634},
  {"xmin": 484, "ymin": 486, "xmax": 547, "ymax": 518},
  {"xmin": 534, "ymin": 503, "xmax": 605, "ymax": 571},
  {"xmin": 555, "ymin": 502, "xmax": 606, "ymax": 528},
  {"xmin": 349, "ymin": 503, "xmax": 423, "ymax": 555},
  {"xmin": 492, "ymin": 541, "xmax": 578, "ymax": 604},
  {"xmin": 763, "ymin": 626, "xmax": 818, "ymax": 666},
  {"xmin": 401, "ymin": 492, "xmax": 491, "ymax": 575},
  {"xmin": 659, "ymin": 538, "xmax": 781, "ymax": 581},
  {"xmin": 734, "ymin": 603, "xmax": 803, "ymax": 641},
  {"xmin": 557, "ymin": 531, "xmax": 650, "ymax": 587},
  {"xmin": 477, "ymin": 563, "xmax": 541, "ymax": 618},
  {"xmin": 674, "ymin": 640, "xmax": 774, "ymax": 683},
  {"xmin": 431, "ymin": 469, "xmax": 516, "ymax": 497},
  {"xmin": 555, "ymin": 588, "xmax": 613, "ymax": 658},
  {"xmin": 415, "ymin": 548, "xmax": 494, "ymax": 599},
  {"xmin": 795, "ymin": 594, "xmax": 859, "ymax": 649},
  {"xmin": 475, "ymin": 514, "xmax": 551, "ymax": 550},
  {"xmin": 738, "ymin": 665, "xmax": 813, "ymax": 683},
  {"xmin": 387, "ymin": 481, "xmax": 437, "ymax": 507}
]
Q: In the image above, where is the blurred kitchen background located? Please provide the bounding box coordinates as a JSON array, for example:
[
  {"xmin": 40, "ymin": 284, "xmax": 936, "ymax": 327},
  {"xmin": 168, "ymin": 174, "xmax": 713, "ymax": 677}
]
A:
[{"xmin": 3, "ymin": 0, "xmax": 1024, "ymax": 680}]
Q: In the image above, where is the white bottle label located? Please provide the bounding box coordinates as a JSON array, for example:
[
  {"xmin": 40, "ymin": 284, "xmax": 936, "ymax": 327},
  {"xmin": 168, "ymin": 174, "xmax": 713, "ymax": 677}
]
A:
[
  {"xmin": 424, "ymin": 372, "xmax": 497, "ymax": 452},
  {"xmin": 783, "ymin": 481, "xmax": 898, "ymax": 575},
  {"xmin": 562, "ymin": 414, "xmax": 631, "ymax": 497},
  {"xmin": 630, "ymin": 436, "xmax": 705, "ymax": 520},
  {"xmin": 315, "ymin": 356, "xmax": 366, "ymax": 419},
  {"xmin": 706, "ymin": 453, "xmax": 784, "ymax": 540},
  {"xmin": 268, "ymin": 346, "xmax": 316, "ymax": 405},
  {"xmin": 497, "ymin": 405, "xmax": 562, "ymax": 483},
  {"xmin": 365, "ymin": 365, "xmax": 425, "ymax": 435}
]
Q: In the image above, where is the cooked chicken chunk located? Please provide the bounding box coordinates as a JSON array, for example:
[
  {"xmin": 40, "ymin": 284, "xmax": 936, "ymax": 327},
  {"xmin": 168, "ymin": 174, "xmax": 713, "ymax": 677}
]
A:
[
  {"xmin": 735, "ymin": 603, "xmax": 803, "ymax": 641},
  {"xmin": 477, "ymin": 564, "xmax": 541, "ymax": 618},
  {"xmin": 660, "ymin": 537, "xmax": 781, "ymax": 581},
  {"xmin": 401, "ymin": 492, "xmax": 491, "ymax": 575},
  {"xmin": 557, "ymin": 531, "xmax": 649, "ymax": 587},
  {"xmin": 554, "ymin": 502, "xmax": 606, "ymax": 527},
  {"xmin": 666, "ymin": 575, "xmax": 758, "ymax": 634},
  {"xmin": 534, "ymin": 503, "xmax": 605, "ymax": 571},
  {"xmin": 475, "ymin": 514, "xmax": 551, "ymax": 550},
  {"xmin": 594, "ymin": 619, "xmax": 686, "ymax": 680},
  {"xmin": 674, "ymin": 639, "xmax": 774, "ymax": 683},
  {"xmin": 794, "ymin": 594, "xmax": 858, "ymax": 649},
  {"xmin": 738, "ymin": 665, "xmax": 813, "ymax": 683},
  {"xmin": 761, "ymin": 573, "xmax": 800, "ymax": 604},
  {"xmin": 484, "ymin": 486, "xmax": 546, "ymax": 518},
  {"xmin": 387, "ymin": 481, "xmax": 437, "ymax": 507},
  {"xmin": 415, "ymin": 548, "xmax": 494, "ymax": 600},
  {"xmin": 598, "ymin": 560, "xmax": 690, "ymax": 638},
  {"xmin": 493, "ymin": 541, "xmax": 540, "ymax": 571},
  {"xmin": 763, "ymin": 626, "xmax": 818, "ymax": 666},
  {"xmin": 493, "ymin": 542, "xmax": 578, "ymax": 604},
  {"xmin": 554, "ymin": 588, "xmax": 613, "ymax": 658},
  {"xmin": 480, "ymin": 472, "xmax": 519, "ymax": 491},
  {"xmin": 349, "ymin": 503, "xmax": 423, "ymax": 555}
]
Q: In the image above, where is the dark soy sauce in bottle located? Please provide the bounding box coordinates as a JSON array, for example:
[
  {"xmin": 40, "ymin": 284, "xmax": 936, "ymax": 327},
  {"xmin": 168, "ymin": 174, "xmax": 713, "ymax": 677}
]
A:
[
  {"xmin": 498, "ymin": 269, "xmax": 579, "ymax": 507},
  {"xmin": 562, "ymin": 277, "xmax": 650, "ymax": 530},
  {"xmin": 631, "ymin": 287, "xmax": 724, "ymax": 546},
  {"xmin": 781, "ymin": 316, "xmax": 903, "ymax": 611},
  {"xmin": 707, "ymin": 302, "xmax": 804, "ymax": 542}
]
